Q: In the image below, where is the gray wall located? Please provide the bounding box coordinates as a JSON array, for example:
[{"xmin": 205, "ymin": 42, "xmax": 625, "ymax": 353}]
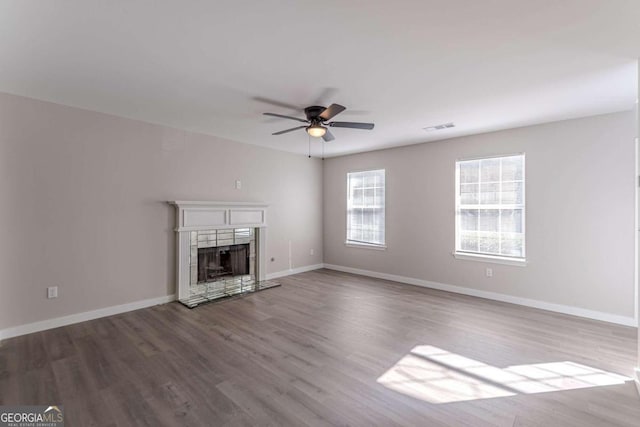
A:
[
  {"xmin": 324, "ymin": 111, "xmax": 636, "ymax": 318},
  {"xmin": 0, "ymin": 93, "xmax": 323, "ymax": 331}
]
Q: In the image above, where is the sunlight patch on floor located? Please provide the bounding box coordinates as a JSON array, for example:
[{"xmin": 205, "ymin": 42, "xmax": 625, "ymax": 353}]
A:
[{"xmin": 377, "ymin": 345, "xmax": 630, "ymax": 403}]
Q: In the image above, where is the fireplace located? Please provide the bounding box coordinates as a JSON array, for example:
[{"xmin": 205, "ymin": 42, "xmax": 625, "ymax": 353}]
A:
[
  {"xmin": 170, "ymin": 201, "xmax": 278, "ymax": 308},
  {"xmin": 187, "ymin": 228, "xmax": 258, "ymax": 305}
]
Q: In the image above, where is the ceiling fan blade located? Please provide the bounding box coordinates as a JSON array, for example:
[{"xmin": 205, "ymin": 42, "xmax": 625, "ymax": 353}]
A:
[
  {"xmin": 253, "ymin": 96, "xmax": 301, "ymax": 111},
  {"xmin": 319, "ymin": 103, "xmax": 346, "ymax": 120},
  {"xmin": 329, "ymin": 121, "xmax": 375, "ymax": 130},
  {"xmin": 263, "ymin": 113, "xmax": 308, "ymax": 123},
  {"xmin": 273, "ymin": 125, "xmax": 306, "ymax": 135},
  {"xmin": 322, "ymin": 130, "xmax": 335, "ymax": 142}
]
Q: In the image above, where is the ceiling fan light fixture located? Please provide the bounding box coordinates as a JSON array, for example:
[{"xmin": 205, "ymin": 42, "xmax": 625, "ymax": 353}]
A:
[{"xmin": 306, "ymin": 124, "xmax": 327, "ymax": 138}]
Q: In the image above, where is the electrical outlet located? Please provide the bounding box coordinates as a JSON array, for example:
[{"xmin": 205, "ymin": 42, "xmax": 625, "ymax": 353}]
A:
[
  {"xmin": 47, "ymin": 286, "xmax": 58, "ymax": 299},
  {"xmin": 310, "ymin": 248, "xmax": 315, "ymax": 256},
  {"xmin": 235, "ymin": 180, "xmax": 242, "ymax": 190},
  {"xmin": 486, "ymin": 268, "xmax": 493, "ymax": 278}
]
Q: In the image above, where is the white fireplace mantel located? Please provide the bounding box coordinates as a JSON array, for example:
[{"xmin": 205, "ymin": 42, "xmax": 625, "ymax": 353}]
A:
[
  {"xmin": 169, "ymin": 201, "xmax": 269, "ymax": 232},
  {"xmin": 169, "ymin": 201, "xmax": 269, "ymax": 305}
]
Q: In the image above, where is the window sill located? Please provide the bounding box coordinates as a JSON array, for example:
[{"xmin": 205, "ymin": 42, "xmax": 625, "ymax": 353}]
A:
[
  {"xmin": 345, "ymin": 241, "xmax": 387, "ymax": 251},
  {"xmin": 453, "ymin": 252, "xmax": 527, "ymax": 267}
]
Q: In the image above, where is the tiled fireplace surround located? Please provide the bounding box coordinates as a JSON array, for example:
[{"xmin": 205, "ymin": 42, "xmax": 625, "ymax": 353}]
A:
[{"xmin": 170, "ymin": 201, "xmax": 274, "ymax": 307}]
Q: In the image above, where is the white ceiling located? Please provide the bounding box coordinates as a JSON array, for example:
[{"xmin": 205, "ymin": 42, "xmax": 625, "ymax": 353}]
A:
[{"xmin": 1, "ymin": 0, "xmax": 638, "ymax": 157}]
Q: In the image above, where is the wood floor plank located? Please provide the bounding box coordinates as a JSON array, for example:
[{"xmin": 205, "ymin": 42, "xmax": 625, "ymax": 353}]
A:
[{"xmin": 0, "ymin": 269, "xmax": 638, "ymax": 426}]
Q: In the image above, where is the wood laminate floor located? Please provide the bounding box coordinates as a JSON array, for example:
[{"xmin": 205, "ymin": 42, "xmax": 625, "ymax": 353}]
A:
[{"xmin": 0, "ymin": 269, "xmax": 639, "ymax": 426}]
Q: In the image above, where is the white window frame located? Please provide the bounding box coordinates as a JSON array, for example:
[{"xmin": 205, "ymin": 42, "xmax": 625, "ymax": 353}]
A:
[
  {"xmin": 454, "ymin": 154, "xmax": 527, "ymax": 266},
  {"xmin": 346, "ymin": 169, "xmax": 386, "ymax": 249}
]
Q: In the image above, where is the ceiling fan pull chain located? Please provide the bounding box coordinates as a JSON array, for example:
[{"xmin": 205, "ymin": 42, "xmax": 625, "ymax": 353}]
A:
[{"xmin": 308, "ymin": 133, "xmax": 311, "ymax": 159}]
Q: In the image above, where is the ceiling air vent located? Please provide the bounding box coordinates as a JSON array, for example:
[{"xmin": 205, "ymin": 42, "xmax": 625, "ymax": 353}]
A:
[{"xmin": 423, "ymin": 122, "xmax": 455, "ymax": 132}]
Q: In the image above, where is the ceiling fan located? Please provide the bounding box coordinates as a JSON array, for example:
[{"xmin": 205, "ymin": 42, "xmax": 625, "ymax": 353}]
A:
[{"xmin": 264, "ymin": 104, "xmax": 374, "ymax": 142}]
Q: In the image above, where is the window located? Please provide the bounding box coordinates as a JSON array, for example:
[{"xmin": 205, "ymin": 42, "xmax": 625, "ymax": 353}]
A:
[
  {"xmin": 455, "ymin": 154, "xmax": 525, "ymax": 261},
  {"xmin": 347, "ymin": 169, "xmax": 385, "ymax": 247}
]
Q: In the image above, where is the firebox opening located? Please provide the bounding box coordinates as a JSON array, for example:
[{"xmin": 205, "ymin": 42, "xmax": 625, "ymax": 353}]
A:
[{"xmin": 197, "ymin": 243, "xmax": 249, "ymax": 283}]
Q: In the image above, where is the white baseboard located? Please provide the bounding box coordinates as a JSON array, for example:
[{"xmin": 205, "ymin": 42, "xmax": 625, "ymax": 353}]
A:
[
  {"xmin": 266, "ymin": 263, "xmax": 324, "ymax": 280},
  {"xmin": 324, "ymin": 264, "xmax": 638, "ymax": 327},
  {"xmin": 0, "ymin": 294, "xmax": 175, "ymax": 341}
]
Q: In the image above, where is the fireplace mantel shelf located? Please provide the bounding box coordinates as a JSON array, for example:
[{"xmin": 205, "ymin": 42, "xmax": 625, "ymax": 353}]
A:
[{"xmin": 169, "ymin": 201, "xmax": 269, "ymax": 208}]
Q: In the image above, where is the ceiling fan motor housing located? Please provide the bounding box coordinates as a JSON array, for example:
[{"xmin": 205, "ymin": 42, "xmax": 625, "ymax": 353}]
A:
[{"xmin": 304, "ymin": 106, "xmax": 326, "ymax": 121}]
